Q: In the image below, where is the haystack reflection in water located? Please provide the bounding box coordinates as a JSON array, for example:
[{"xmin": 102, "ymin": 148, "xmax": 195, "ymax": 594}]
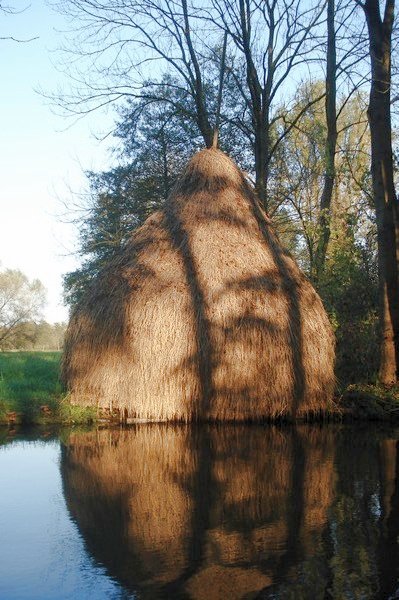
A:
[{"xmin": 61, "ymin": 426, "xmax": 399, "ymax": 599}]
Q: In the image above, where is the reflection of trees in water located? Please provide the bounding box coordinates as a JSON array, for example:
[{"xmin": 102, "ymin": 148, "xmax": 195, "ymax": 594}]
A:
[
  {"xmin": 326, "ymin": 433, "xmax": 399, "ymax": 600},
  {"xmin": 259, "ymin": 429, "xmax": 399, "ymax": 600},
  {"xmin": 61, "ymin": 425, "xmax": 399, "ymax": 599}
]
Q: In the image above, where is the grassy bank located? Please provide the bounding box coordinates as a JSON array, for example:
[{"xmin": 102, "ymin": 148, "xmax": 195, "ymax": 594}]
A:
[
  {"xmin": 0, "ymin": 352, "xmax": 95, "ymax": 425},
  {"xmin": 339, "ymin": 383, "xmax": 399, "ymax": 420},
  {"xmin": 1, "ymin": 351, "xmax": 399, "ymax": 425}
]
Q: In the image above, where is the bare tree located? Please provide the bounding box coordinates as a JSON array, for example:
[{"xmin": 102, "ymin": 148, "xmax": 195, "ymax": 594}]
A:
[
  {"xmin": 50, "ymin": 0, "xmax": 224, "ymax": 146},
  {"xmin": 209, "ymin": 0, "xmax": 326, "ymax": 209},
  {"xmin": 50, "ymin": 1, "xmax": 331, "ymax": 211},
  {"xmin": 0, "ymin": 269, "xmax": 46, "ymax": 349},
  {"xmin": 313, "ymin": 0, "xmax": 337, "ymax": 280},
  {"xmin": 0, "ymin": 2, "xmax": 38, "ymax": 42}
]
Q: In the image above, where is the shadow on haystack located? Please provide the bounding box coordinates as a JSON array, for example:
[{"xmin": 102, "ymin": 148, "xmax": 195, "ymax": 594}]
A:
[{"xmin": 162, "ymin": 171, "xmax": 305, "ymax": 418}]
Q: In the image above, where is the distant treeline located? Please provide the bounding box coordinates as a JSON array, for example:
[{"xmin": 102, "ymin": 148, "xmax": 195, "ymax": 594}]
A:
[{"xmin": 0, "ymin": 321, "xmax": 66, "ymax": 352}]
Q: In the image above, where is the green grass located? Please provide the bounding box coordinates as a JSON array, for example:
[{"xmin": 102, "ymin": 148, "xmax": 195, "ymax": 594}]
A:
[{"xmin": 0, "ymin": 352, "xmax": 96, "ymax": 425}]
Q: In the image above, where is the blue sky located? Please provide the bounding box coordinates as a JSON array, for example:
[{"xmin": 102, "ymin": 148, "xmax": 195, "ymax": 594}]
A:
[{"xmin": 0, "ymin": 2, "xmax": 115, "ymax": 322}]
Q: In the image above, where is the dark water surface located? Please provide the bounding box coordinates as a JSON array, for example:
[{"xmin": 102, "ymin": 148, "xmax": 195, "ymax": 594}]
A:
[{"xmin": 1, "ymin": 425, "xmax": 399, "ymax": 599}]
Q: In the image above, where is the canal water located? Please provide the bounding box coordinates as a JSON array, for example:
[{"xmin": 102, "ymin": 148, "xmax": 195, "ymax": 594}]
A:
[{"xmin": 1, "ymin": 424, "xmax": 399, "ymax": 599}]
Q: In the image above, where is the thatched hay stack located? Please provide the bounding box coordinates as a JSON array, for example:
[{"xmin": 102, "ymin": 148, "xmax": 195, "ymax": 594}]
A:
[{"xmin": 62, "ymin": 148, "xmax": 335, "ymax": 421}]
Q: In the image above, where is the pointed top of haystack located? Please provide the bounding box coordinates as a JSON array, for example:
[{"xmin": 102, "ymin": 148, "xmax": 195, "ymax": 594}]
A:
[
  {"xmin": 187, "ymin": 148, "xmax": 238, "ymax": 176},
  {"xmin": 173, "ymin": 148, "xmax": 243, "ymax": 196}
]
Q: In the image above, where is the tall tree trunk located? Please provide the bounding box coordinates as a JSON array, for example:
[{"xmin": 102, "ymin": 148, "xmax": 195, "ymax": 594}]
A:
[
  {"xmin": 363, "ymin": 0, "xmax": 399, "ymax": 383},
  {"xmin": 238, "ymin": 0, "xmax": 270, "ymax": 211},
  {"xmin": 254, "ymin": 119, "xmax": 269, "ymax": 211},
  {"xmin": 212, "ymin": 31, "xmax": 228, "ymax": 149},
  {"xmin": 181, "ymin": 0, "xmax": 213, "ymax": 148},
  {"xmin": 313, "ymin": 0, "xmax": 337, "ymax": 281},
  {"xmin": 159, "ymin": 126, "xmax": 170, "ymax": 201}
]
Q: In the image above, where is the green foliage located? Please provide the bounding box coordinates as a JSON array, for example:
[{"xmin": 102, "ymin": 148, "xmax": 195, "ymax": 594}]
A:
[
  {"xmin": 317, "ymin": 214, "xmax": 379, "ymax": 385},
  {"xmin": 63, "ymin": 165, "xmax": 151, "ymax": 307},
  {"xmin": 270, "ymin": 84, "xmax": 372, "ymax": 276},
  {"xmin": 57, "ymin": 396, "xmax": 97, "ymax": 425},
  {"xmin": 115, "ymin": 79, "xmax": 205, "ymax": 167},
  {"xmin": 341, "ymin": 383, "xmax": 399, "ymax": 419},
  {"xmin": 63, "ymin": 88, "xmax": 204, "ymax": 307},
  {"xmin": 268, "ymin": 83, "xmax": 378, "ymax": 385}
]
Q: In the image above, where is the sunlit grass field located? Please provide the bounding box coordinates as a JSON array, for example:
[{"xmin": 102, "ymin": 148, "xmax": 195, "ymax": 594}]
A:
[{"xmin": 0, "ymin": 352, "xmax": 95, "ymax": 424}]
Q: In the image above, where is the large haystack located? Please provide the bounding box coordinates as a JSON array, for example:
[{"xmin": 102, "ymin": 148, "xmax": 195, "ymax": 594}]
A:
[{"xmin": 62, "ymin": 148, "xmax": 335, "ymax": 421}]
